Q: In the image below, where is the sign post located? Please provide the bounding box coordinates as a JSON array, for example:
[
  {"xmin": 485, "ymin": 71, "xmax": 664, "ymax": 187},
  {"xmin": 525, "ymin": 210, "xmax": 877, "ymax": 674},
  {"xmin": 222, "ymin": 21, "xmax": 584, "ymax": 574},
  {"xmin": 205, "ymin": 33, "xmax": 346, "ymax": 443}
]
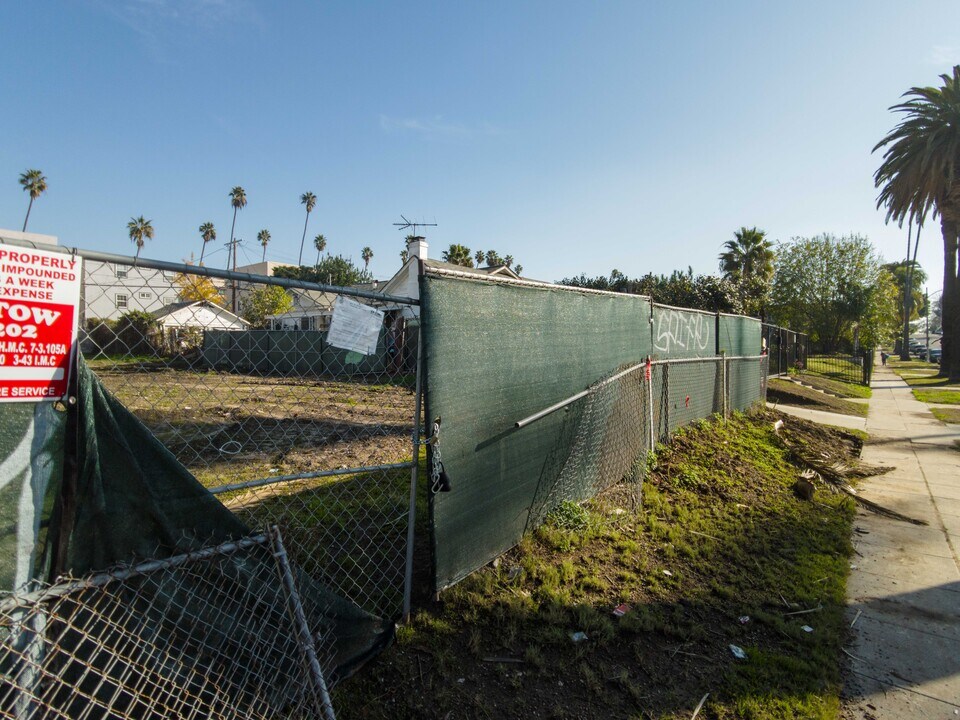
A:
[{"xmin": 0, "ymin": 246, "xmax": 82, "ymax": 402}]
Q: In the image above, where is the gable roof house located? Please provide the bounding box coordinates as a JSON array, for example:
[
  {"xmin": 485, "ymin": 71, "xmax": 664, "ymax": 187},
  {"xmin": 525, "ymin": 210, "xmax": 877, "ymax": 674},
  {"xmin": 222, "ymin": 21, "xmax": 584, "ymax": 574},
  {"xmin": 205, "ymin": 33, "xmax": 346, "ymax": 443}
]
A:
[
  {"xmin": 266, "ymin": 289, "xmax": 340, "ymax": 331},
  {"xmin": 152, "ymin": 300, "xmax": 248, "ymax": 353},
  {"xmin": 376, "ymin": 235, "xmax": 522, "ymax": 320}
]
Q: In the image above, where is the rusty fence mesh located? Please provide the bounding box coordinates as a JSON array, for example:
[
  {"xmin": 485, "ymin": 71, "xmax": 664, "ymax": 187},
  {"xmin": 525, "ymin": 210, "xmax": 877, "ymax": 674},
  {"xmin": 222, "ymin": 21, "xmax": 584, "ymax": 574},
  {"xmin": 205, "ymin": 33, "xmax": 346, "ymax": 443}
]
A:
[
  {"xmin": 78, "ymin": 257, "xmax": 419, "ymax": 619},
  {"xmin": 0, "ymin": 529, "xmax": 336, "ymax": 720}
]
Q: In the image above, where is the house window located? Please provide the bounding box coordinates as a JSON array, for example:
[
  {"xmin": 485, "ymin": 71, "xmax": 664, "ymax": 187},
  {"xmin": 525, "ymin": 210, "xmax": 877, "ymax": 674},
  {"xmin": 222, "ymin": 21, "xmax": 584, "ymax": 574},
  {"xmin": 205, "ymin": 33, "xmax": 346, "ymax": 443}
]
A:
[
  {"xmin": 116, "ymin": 294, "xmax": 128, "ymax": 309},
  {"xmin": 139, "ymin": 292, "xmax": 152, "ymax": 299},
  {"xmin": 116, "ymin": 267, "xmax": 128, "ymax": 279}
]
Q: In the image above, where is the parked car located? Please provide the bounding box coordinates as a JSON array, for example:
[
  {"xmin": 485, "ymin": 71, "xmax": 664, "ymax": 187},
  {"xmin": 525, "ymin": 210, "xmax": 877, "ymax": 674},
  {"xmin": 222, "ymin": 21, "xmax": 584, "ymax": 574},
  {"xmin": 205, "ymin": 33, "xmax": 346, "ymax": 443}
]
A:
[{"xmin": 928, "ymin": 348, "xmax": 942, "ymax": 364}]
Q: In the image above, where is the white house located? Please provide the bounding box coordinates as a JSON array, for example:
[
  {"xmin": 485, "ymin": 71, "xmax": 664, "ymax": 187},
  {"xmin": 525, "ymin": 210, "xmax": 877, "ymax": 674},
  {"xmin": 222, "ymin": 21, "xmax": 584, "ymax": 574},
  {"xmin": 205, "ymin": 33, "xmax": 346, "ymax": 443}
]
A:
[
  {"xmin": 82, "ymin": 260, "xmax": 183, "ymax": 322},
  {"xmin": 266, "ymin": 289, "xmax": 340, "ymax": 331},
  {"xmin": 152, "ymin": 300, "xmax": 249, "ymax": 352},
  {"xmin": 377, "ymin": 235, "xmax": 522, "ymax": 320}
]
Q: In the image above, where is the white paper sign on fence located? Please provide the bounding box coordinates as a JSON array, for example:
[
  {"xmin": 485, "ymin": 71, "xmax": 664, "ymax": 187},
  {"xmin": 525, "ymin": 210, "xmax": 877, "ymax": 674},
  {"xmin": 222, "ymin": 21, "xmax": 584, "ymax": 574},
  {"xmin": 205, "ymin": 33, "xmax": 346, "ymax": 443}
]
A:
[{"xmin": 327, "ymin": 296, "xmax": 384, "ymax": 355}]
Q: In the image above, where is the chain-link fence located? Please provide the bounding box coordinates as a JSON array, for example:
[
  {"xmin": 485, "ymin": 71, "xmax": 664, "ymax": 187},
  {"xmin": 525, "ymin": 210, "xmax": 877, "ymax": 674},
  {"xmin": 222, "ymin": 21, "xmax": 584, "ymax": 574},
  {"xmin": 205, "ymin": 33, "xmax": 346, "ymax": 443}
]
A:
[
  {"xmin": 0, "ymin": 529, "xmax": 336, "ymax": 720},
  {"xmin": 515, "ymin": 355, "xmax": 769, "ymax": 521},
  {"xmin": 77, "ymin": 255, "xmax": 420, "ymax": 620}
]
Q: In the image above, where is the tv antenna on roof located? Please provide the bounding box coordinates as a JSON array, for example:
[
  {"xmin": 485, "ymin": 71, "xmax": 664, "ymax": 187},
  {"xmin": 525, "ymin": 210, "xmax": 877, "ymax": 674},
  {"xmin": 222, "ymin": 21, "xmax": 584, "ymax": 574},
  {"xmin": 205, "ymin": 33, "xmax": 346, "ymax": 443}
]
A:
[{"xmin": 393, "ymin": 215, "xmax": 437, "ymax": 236}]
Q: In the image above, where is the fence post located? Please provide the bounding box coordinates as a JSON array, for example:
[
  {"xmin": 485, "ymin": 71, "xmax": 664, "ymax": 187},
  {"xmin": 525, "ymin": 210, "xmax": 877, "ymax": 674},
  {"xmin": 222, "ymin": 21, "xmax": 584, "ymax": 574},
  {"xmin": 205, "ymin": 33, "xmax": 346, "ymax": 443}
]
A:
[
  {"xmin": 722, "ymin": 356, "xmax": 729, "ymax": 418},
  {"xmin": 646, "ymin": 358, "xmax": 655, "ymax": 452},
  {"xmin": 778, "ymin": 327, "xmax": 784, "ymax": 377},
  {"xmin": 269, "ymin": 526, "xmax": 337, "ymax": 720},
  {"xmin": 663, "ymin": 362, "xmax": 670, "ymax": 437},
  {"xmin": 402, "ymin": 326, "xmax": 423, "ymax": 622}
]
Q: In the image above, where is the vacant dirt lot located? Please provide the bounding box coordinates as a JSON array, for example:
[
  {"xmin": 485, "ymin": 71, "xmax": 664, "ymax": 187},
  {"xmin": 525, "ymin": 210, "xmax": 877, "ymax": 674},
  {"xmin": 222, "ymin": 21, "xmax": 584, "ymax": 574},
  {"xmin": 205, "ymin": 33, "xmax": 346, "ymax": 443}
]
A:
[{"xmin": 91, "ymin": 363, "xmax": 416, "ymax": 488}]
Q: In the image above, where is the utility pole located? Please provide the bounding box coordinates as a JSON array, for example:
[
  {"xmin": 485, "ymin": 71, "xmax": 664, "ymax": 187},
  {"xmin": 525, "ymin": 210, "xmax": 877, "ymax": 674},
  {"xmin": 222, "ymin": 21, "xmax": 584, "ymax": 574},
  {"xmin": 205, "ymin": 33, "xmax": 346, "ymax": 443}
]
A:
[{"xmin": 225, "ymin": 237, "xmax": 242, "ymax": 313}]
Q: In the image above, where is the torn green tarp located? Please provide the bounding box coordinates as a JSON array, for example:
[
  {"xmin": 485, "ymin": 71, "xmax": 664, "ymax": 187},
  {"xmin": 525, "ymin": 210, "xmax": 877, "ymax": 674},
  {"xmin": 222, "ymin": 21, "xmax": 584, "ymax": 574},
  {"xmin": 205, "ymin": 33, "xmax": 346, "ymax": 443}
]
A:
[{"xmin": 31, "ymin": 357, "xmax": 392, "ymax": 683}]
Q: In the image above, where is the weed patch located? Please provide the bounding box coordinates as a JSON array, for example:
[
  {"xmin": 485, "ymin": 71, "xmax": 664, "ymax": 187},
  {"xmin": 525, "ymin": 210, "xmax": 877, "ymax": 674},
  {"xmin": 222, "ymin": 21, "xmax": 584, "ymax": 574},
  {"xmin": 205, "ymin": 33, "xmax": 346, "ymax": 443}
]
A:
[{"xmin": 334, "ymin": 411, "xmax": 857, "ymax": 719}]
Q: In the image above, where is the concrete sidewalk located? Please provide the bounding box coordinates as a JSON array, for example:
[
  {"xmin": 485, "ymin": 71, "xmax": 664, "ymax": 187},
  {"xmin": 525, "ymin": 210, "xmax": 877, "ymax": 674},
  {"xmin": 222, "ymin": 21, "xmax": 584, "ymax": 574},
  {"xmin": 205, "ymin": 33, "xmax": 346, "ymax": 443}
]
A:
[
  {"xmin": 842, "ymin": 363, "xmax": 960, "ymax": 718},
  {"xmin": 766, "ymin": 401, "xmax": 868, "ymax": 432}
]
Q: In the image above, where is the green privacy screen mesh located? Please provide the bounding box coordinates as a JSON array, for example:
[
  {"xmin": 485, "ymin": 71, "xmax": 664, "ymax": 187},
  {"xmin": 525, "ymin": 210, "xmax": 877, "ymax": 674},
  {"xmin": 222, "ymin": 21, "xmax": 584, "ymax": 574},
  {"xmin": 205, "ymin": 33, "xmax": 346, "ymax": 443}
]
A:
[
  {"xmin": 718, "ymin": 313, "xmax": 761, "ymax": 356},
  {"xmin": 421, "ymin": 274, "xmax": 654, "ymax": 591},
  {"xmin": 421, "ymin": 273, "xmax": 769, "ymax": 592},
  {"xmin": 650, "ymin": 304, "xmax": 716, "ymax": 359}
]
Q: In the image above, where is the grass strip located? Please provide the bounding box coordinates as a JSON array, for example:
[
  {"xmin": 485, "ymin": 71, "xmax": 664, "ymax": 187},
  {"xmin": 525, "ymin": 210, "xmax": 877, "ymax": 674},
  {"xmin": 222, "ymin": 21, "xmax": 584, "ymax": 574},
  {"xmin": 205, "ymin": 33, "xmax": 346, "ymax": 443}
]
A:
[
  {"xmin": 789, "ymin": 373, "xmax": 871, "ymax": 399},
  {"xmin": 913, "ymin": 389, "xmax": 960, "ymax": 405},
  {"xmin": 767, "ymin": 379, "xmax": 868, "ymax": 417},
  {"xmin": 931, "ymin": 407, "xmax": 960, "ymax": 424}
]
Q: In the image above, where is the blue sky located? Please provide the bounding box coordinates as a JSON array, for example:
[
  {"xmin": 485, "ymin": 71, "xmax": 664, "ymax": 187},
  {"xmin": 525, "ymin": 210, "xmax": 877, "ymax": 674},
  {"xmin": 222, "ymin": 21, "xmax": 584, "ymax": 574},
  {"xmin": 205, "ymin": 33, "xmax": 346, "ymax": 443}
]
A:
[{"xmin": 2, "ymin": 1, "xmax": 958, "ymax": 293}]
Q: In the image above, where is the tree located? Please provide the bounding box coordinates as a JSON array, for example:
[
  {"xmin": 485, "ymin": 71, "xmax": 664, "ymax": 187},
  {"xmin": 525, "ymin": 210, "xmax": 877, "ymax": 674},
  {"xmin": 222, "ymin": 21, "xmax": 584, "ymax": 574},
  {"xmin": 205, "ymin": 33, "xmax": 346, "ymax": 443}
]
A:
[
  {"xmin": 442, "ymin": 244, "xmax": 473, "ymax": 267},
  {"xmin": 474, "ymin": 249, "xmax": 485, "ymax": 267},
  {"xmin": 298, "ymin": 191, "xmax": 317, "ymax": 265},
  {"xmin": 400, "ymin": 249, "xmax": 409, "ymax": 264},
  {"xmin": 769, "ymin": 234, "xmax": 890, "ymax": 352},
  {"xmin": 241, "ymin": 285, "xmax": 293, "ymax": 328},
  {"xmin": 174, "ymin": 273, "xmax": 224, "ymax": 306},
  {"xmin": 227, "ymin": 187, "xmax": 247, "ymax": 266},
  {"xmin": 274, "ymin": 254, "xmax": 372, "ymax": 287},
  {"xmin": 19, "ymin": 169, "xmax": 47, "ymax": 231},
  {"xmin": 485, "ymin": 249, "xmax": 502, "ymax": 267},
  {"xmin": 718, "ymin": 226, "xmax": 775, "ymax": 318},
  {"xmin": 198, "ymin": 222, "xmax": 216, "ymax": 266},
  {"xmin": 258, "ymin": 229, "xmax": 271, "ymax": 262},
  {"xmin": 883, "ymin": 260, "xmax": 928, "ymax": 349},
  {"xmin": 515, "ymin": 264, "xmax": 523, "ymax": 276},
  {"xmin": 361, "ymin": 246, "xmax": 373, "ymax": 269},
  {"xmin": 874, "ymin": 65, "xmax": 960, "ymax": 378},
  {"xmin": 313, "ymin": 234, "xmax": 327, "ymax": 265},
  {"xmin": 504, "ymin": 255, "xmax": 514, "ymax": 269},
  {"xmin": 127, "ymin": 216, "xmax": 154, "ymax": 260},
  {"xmin": 559, "ymin": 266, "xmax": 743, "ymax": 313},
  {"xmin": 227, "ymin": 186, "xmax": 247, "ymax": 313}
]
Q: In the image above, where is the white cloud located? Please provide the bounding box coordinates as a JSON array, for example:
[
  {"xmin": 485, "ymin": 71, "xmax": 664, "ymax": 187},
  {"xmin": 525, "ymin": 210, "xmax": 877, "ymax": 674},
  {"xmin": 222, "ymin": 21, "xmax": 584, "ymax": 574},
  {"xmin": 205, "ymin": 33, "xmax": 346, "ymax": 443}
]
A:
[
  {"xmin": 379, "ymin": 115, "xmax": 503, "ymax": 140},
  {"xmin": 90, "ymin": 0, "xmax": 259, "ymax": 61}
]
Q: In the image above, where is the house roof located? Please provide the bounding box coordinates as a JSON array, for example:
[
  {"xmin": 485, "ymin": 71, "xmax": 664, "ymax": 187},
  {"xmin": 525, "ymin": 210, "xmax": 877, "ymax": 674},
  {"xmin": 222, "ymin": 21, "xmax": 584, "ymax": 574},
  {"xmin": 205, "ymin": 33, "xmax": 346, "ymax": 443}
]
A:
[
  {"xmin": 289, "ymin": 289, "xmax": 340, "ymax": 307},
  {"xmin": 152, "ymin": 300, "xmax": 249, "ymax": 327},
  {"xmin": 421, "ymin": 258, "xmax": 522, "ymax": 279}
]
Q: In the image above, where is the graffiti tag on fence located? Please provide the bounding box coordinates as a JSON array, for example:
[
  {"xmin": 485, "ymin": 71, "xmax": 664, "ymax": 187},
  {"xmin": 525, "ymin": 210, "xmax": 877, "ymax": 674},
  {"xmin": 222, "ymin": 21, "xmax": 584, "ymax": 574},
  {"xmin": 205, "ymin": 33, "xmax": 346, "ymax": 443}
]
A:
[{"xmin": 654, "ymin": 309, "xmax": 711, "ymax": 354}]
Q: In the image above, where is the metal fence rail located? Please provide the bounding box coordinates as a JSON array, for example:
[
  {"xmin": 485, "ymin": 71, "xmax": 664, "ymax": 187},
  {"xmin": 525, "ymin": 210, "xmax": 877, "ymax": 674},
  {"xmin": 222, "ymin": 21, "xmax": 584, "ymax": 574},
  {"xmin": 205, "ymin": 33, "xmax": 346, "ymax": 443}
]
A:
[{"xmin": 0, "ymin": 530, "xmax": 336, "ymax": 720}]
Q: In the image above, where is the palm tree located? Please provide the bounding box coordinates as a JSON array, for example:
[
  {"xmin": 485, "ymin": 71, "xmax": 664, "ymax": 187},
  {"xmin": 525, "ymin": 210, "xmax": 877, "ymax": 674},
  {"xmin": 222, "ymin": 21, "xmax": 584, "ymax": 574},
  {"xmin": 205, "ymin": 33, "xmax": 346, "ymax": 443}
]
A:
[
  {"xmin": 298, "ymin": 191, "xmax": 317, "ymax": 265},
  {"xmin": 504, "ymin": 255, "xmax": 514, "ymax": 269},
  {"xmin": 227, "ymin": 186, "xmax": 247, "ymax": 313},
  {"xmin": 442, "ymin": 244, "xmax": 473, "ymax": 267},
  {"xmin": 486, "ymin": 249, "xmax": 501, "ymax": 267},
  {"xmin": 474, "ymin": 249, "xmax": 485, "ymax": 267},
  {"xmin": 19, "ymin": 169, "xmax": 48, "ymax": 231},
  {"xmin": 227, "ymin": 186, "xmax": 247, "ymax": 270},
  {"xmin": 361, "ymin": 246, "xmax": 374, "ymax": 269},
  {"xmin": 258, "ymin": 229, "xmax": 271, "ymax": 262},
  {"xmin": 198, "ymin": 222, "xmax": 216, "ymax": 266},
  {"xmin": 127, "ymin": 216, "xmax": 154, "ymax": 261},
  {"xmin": 515, "ymin": 264, "xmax": 523, "ymax": 276},
  {"xmin": 718, "ymin": 226, "xmax": 775, "ymax": 317},
  {"xmin": 314, "ymin": 234, "xmax": 327, "ymax": 265},
  {"xmin": 400, "ymin": 249, "xmax": 409, "ymax": 264},
  {"xmin": 874, "ymin": 66, "xmax": 960, "ymax": 378}
]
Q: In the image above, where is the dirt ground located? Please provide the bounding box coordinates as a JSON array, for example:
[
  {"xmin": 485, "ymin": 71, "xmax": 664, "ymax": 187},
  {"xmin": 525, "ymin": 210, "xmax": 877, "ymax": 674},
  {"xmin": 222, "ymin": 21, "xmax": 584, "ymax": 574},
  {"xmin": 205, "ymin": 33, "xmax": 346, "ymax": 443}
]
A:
[{"xmin": 92, "ymin": 365, "xmax": 417, "ymax": 487}]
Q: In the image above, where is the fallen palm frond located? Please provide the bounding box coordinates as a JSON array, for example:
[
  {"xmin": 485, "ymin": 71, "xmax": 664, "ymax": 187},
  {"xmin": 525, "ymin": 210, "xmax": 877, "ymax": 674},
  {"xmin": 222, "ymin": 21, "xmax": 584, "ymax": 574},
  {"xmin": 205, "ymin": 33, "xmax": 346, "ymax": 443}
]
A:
[{"xmin": 774, "ymin": 424, "xmax": 928, "ymax": 526}]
